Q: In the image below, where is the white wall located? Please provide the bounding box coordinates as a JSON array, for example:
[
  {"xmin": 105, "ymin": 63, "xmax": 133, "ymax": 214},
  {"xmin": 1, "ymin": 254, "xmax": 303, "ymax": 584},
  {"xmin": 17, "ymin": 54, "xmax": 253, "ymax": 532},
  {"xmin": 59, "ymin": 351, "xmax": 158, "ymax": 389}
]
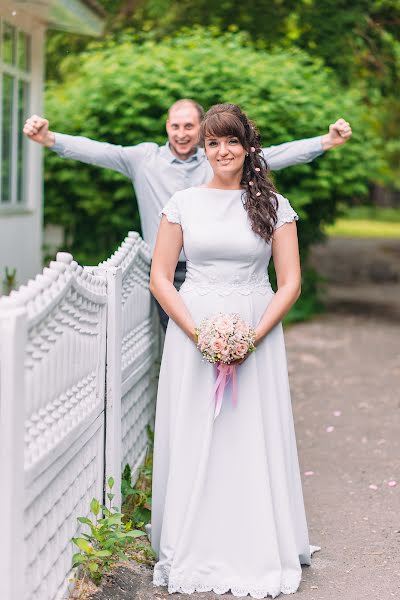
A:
[{"xmin": 0, "ymin": 3, "xmax": 45, "ymax": 288}]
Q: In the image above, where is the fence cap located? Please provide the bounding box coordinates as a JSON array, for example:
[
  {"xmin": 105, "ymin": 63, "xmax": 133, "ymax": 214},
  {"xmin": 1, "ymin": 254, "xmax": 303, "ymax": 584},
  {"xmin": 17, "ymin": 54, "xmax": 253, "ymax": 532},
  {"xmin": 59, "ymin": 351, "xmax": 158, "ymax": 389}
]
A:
[
  {"xmin": 0, "ymin": 296, "xmax": 22, "ymax": 311},
  {"xmin": 56, "ymin": 252, "xmax": 73, "ymax": 264}
]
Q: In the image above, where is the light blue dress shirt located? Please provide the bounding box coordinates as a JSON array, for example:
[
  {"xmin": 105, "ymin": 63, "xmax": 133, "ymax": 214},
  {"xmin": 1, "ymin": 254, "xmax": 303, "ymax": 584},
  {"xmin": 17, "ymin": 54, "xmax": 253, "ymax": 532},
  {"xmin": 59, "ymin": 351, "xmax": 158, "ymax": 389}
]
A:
[{"xmin": 52, "ymin": 134, "xmax": 323, "ymax": 255}]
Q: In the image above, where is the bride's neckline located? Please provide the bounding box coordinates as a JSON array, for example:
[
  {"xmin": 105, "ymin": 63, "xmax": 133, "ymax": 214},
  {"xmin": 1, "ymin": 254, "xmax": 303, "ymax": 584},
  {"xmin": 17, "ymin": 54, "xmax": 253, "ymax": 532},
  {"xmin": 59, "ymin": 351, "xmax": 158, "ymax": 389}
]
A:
[{"xmin": 194, "ymin": 186, "xmax": 244, "ymax": 191}]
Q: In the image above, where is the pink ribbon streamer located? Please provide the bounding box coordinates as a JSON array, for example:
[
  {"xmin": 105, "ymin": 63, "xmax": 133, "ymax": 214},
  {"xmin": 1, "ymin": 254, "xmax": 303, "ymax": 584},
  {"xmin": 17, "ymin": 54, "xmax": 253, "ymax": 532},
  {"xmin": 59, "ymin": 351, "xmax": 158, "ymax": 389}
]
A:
[{"xmin": 212, "ymin": 363, "xmax": 238, "ymax": 420}]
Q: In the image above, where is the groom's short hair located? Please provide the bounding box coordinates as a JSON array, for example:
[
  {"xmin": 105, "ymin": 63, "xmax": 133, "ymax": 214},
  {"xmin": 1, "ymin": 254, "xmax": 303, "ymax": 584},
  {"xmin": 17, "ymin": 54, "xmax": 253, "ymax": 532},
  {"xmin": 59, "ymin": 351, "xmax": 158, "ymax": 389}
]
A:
[{"xmin": 168, "ymin": 99, "xmax": 205, "ymax": 122}]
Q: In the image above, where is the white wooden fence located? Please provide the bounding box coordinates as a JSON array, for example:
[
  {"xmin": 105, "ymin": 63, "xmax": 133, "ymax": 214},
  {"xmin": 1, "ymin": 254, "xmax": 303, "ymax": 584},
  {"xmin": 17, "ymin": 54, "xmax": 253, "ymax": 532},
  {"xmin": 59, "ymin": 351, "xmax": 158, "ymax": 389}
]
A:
[{"xmin": 0, "ymin": 232, "xmax": 160, "ymax": 600}]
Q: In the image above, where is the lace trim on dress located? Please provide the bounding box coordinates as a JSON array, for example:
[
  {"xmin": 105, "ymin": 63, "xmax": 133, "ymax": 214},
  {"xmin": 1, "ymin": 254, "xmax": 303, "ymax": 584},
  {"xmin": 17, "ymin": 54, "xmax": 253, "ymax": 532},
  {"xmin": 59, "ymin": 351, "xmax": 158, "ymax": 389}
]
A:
[
  {"xmin": 153, "ymin": 546, "xmax": 321, "ymax": 599},
  {"xmin": 153, "ymin": 563, "xmax": 301, "ymax": 598},
  {"xmin": 275, "ymin": 207, "xmax": 299, "ymax": 230},
  {"xmin": 181, "ymin": 272, "xmax": 274, "ymax": 297},
  {"xmin": 160, "ymin": 204, "xmax": 180, "ymax": 224}
]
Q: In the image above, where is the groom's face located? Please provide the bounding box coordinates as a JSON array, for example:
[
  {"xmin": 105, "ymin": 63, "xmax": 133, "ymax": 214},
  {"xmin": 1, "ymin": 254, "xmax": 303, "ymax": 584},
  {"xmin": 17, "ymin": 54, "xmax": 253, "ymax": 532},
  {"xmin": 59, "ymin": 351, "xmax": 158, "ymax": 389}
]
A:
[{"xmin": 166, "ymin": 105, "xmax": 201, "ymax": 161}]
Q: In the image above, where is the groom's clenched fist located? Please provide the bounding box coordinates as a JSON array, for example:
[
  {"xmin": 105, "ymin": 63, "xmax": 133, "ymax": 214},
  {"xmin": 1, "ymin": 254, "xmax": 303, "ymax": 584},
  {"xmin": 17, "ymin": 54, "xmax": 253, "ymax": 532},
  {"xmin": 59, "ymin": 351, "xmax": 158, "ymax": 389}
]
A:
[{"xmin": 23, "ymin": 115, "xmax": 55, "ymax": 147}]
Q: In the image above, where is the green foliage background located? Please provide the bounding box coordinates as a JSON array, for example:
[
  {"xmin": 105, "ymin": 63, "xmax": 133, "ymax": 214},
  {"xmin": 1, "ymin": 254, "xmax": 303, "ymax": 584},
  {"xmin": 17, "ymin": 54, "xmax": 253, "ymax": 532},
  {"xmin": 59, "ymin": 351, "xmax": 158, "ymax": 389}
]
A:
[
  {"xmin": 44, "ymin": 0, "xmax": 399, "ymax": 317},
  {"xmin": 45, "ymin": 28, "xmax": 382, "ymax": 268}
]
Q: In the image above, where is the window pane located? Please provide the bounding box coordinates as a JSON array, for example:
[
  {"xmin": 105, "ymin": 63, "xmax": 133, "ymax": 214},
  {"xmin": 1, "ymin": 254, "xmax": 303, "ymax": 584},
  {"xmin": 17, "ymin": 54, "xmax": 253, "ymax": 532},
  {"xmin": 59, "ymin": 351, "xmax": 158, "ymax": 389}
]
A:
[
  {"xmin": 3, "ymin": 22, "xmax": 16, "ymax": 65},
  {"xmin": 1, "ymin": 74, "xmax": 14, "ymax": 204},
  {"xmin": 18, "ymin": 31, "xmax": 31, "ymax": 72},
  {"xmin": 17, "ymin": 80, "xmax": 29, "ymax": 203}
]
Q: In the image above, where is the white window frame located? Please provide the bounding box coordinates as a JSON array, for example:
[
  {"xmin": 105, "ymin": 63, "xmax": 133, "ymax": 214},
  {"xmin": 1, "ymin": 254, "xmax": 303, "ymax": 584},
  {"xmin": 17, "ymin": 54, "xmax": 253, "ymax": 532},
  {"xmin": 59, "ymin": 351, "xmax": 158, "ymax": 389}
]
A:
[{"xmin": 0, "ymin": 17, "xmax": 32, "ymax": 210}]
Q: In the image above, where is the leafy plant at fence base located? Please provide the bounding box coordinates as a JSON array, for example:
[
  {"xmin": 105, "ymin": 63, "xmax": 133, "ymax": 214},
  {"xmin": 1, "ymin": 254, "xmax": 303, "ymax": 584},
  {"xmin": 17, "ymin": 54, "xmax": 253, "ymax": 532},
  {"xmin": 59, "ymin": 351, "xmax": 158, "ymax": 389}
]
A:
[
  {"xmin": 121, "ymin": 425, "xmax": 154, "ymax": 530},
  {"xmin": 72, "ymin": 477, "xmax": 146, "ymax": 585}
]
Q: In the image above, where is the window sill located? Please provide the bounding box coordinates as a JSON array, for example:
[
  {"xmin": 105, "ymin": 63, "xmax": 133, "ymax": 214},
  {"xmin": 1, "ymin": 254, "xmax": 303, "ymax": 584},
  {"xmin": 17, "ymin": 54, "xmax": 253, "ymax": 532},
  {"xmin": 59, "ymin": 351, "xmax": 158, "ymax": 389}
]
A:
[{"xmin": 0, "ymin": 206, "xmax": 33, "ymax": 216}]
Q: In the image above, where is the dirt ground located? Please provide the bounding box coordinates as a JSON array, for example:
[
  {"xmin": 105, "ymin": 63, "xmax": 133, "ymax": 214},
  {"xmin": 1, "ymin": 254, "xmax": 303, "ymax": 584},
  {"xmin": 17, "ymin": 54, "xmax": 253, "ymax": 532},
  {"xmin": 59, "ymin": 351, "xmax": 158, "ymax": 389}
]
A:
[{"xmin": 83, "ymin": 237, "xmax": 400, "ymax": 600}]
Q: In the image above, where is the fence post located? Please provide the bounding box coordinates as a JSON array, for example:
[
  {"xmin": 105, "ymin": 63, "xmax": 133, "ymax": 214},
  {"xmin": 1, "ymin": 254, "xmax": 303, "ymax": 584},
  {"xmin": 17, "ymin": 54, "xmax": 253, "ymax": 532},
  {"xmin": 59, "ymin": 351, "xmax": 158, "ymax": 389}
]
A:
[
  {"xmin": 100, "ymin": 266, "xmax": 123, "ymax": 508},
  {"xmin": 0, "ymin": 299, "xmax": 27, "ymax": 600}
]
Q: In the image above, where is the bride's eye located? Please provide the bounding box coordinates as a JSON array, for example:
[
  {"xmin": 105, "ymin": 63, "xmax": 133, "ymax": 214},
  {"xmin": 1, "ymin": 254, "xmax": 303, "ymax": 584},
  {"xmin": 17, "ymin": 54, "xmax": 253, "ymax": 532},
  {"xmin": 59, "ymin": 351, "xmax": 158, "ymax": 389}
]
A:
[
  {"xmin": 229, "ymin": 138, "xmax": 239, "ymax": 144},
  {"xmin": 207, "ymin": 140, "xmax": 217, "ymax": 147}
]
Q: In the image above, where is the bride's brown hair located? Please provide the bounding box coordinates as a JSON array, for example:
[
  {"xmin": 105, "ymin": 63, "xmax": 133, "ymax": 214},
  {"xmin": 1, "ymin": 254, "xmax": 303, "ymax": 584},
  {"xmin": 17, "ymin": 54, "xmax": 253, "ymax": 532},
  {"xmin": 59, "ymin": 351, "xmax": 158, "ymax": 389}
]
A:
[{"xmin": 200, "ymin": 103, "xmax": 278, "ymax": 243}]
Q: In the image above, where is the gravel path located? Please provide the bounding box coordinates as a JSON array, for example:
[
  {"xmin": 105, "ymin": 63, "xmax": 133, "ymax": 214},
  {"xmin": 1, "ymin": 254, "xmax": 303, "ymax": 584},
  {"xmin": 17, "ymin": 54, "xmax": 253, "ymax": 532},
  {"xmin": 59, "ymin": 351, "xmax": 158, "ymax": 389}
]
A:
[{"xmin": 84, "ymin": 237, "xmax": 400, "ymax": 600}]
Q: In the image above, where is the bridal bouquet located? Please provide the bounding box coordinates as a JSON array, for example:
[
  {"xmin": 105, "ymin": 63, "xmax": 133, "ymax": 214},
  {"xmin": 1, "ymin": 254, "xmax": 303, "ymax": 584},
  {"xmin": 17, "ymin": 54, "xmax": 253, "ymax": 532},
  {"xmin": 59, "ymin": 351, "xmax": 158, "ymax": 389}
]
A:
[
  {"xmin": 195, "ymin": 313, "xmax": 256, "ymax": 419},
  {"xmin": 195, "ymin": 313, "xmax": 256, "ymax": 364}
]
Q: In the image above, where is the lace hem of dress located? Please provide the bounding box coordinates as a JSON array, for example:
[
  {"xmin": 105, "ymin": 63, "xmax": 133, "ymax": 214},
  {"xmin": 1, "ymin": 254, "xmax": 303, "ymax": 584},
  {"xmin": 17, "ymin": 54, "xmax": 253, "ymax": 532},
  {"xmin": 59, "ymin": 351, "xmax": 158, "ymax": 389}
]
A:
[
  {"xmin": 275, "ymin": 208, "xmax": 299, "ymax": 230},
  {"xmin": 152, "ymin": 546, "xmax": 321, "ymax": 599},
  {"xmin": 160, "ymin": 205, "xmax": 180, "ymax": 224},
  {"xmin": 181, "ymin": 273, "xmax": 274, "ymax": 297},
  {"xmin": 153, "ymin": 564, "xmax": 301, "ymax": 598}
]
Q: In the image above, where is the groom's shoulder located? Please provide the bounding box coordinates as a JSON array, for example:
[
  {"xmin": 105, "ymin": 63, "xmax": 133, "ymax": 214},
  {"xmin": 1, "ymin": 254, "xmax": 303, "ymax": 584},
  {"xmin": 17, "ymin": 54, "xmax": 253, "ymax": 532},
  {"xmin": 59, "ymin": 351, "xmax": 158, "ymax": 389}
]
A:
[{"xmin": 122, "ymin": 141, "xmax": 159, "ymax": 159}]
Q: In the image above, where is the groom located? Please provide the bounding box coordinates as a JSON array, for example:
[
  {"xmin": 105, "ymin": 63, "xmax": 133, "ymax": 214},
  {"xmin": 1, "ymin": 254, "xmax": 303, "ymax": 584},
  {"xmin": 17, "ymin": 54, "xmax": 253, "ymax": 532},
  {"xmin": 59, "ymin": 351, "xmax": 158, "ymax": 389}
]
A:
[{"xmin": 23, "ymin": 100, "xmax": 352, "ymax": 329}]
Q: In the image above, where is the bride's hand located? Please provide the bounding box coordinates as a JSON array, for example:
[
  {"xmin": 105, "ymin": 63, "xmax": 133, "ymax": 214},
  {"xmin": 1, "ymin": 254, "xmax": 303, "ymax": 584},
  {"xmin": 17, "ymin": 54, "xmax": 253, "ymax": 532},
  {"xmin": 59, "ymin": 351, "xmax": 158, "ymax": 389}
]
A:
[{"xmin": 230, "ymin": 352, "xmax": 251, "ymax": 367}]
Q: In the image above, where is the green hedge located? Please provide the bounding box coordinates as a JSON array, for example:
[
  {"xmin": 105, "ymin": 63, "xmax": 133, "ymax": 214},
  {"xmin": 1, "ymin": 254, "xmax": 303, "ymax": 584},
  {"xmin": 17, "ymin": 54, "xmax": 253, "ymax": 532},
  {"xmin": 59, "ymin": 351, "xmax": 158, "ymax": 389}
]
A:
[{"xmin": 44, "ymin": 28, "xmax": 384, "ymax": 315}]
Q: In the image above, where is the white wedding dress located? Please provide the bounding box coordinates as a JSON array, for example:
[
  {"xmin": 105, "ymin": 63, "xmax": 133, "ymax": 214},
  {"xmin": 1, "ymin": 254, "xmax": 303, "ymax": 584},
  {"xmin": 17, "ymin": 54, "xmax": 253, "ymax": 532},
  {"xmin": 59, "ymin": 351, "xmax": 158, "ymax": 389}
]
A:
[{"xmin": 151, "ymin": 187, "xmax": 319, "ymax": 598}]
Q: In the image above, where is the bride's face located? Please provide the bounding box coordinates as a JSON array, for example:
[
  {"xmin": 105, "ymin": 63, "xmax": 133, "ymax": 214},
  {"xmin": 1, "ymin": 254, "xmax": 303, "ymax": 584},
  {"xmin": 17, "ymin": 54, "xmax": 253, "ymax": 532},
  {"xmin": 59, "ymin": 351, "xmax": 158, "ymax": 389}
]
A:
[{"xmin": 204, "ymin": 135, "xmax": 246, "ymax": 178}]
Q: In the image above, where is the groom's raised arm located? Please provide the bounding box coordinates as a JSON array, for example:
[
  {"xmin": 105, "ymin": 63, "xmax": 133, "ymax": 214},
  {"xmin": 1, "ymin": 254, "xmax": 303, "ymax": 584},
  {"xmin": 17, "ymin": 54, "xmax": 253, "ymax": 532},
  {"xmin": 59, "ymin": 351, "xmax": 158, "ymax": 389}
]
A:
[
  {"xmin": 23, "ymin": 115, "xmax": 144, "ymax": 178},
  {"xmin": 263, "ymin": 118, "xmax": 352, "ymax": 171}
]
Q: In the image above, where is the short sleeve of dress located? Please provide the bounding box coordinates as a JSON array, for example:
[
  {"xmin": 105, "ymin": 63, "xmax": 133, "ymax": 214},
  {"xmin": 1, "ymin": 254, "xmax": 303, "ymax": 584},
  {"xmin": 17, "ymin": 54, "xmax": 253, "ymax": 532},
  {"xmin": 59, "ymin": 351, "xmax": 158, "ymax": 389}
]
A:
[
  {"xmin": 160, "ymin": 193, "xmax": 181, "ymax": 224},
  {"xmin": 274, "ymin": 194, "xmax": 299, "ymax": 230}
]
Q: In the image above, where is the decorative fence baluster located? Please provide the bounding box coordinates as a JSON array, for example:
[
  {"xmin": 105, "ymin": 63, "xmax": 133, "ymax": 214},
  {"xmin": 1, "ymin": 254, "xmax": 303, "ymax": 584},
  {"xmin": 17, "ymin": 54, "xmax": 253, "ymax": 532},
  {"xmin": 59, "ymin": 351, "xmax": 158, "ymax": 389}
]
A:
[{"xmin": 98, "ymin": 231, "xmax": 160, "ymax": 494}]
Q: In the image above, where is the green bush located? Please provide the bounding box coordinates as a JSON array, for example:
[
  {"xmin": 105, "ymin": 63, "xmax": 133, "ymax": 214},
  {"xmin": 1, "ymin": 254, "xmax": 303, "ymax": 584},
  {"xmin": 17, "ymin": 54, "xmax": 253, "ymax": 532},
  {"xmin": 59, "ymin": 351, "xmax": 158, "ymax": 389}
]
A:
[{"xmin": 45, "ymin": 28, "xmax": 383, "ymax": 278}]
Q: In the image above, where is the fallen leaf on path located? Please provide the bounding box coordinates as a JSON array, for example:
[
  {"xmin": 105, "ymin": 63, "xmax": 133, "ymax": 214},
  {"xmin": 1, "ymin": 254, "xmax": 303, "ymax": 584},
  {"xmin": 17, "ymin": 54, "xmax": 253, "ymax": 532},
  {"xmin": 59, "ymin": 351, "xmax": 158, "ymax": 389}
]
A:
[
  {"xmin": 333, "ymin": 410, "xmax": 342, "ymax": 417},
  {"xmin": 388, "ymin": 480, "xmax": 397, "ymax": 487},
  {"xmin": 369, "ymin": 484, "xmax": 378, "ymax": 490},
  {"xmin": 326, "ymin": 426, "xmax": 335, "ymax": 433},
  {"xmin": 304, "ymin": 471, "xmax": 315, "ymax": 476}
]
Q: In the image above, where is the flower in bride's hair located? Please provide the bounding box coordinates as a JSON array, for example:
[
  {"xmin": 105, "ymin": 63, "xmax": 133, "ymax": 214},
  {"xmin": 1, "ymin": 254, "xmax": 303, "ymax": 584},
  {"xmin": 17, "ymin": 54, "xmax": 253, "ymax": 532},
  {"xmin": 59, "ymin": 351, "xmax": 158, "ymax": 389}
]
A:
[
  {"xmin": 249, "ymin": 181, "xmax": 254, "ymax": 186},
  {"xmin": 256, "ymin": 192, "xmax": 261, "ymax": 197},
  {"xmin": 250, "ymin": 146, "xmax": 256, "ymax": 152},
  {"xmin": 255, "ymin": 167, "xmax": 260, "ymax": 172}
]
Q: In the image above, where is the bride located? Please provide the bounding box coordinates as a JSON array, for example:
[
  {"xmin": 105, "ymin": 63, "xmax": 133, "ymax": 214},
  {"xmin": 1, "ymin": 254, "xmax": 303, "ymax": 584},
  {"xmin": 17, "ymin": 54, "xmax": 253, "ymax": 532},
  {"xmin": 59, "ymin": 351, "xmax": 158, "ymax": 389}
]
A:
[{"xmin": 149, "ymin": 103, "xmax": 319, "ymax": 598}]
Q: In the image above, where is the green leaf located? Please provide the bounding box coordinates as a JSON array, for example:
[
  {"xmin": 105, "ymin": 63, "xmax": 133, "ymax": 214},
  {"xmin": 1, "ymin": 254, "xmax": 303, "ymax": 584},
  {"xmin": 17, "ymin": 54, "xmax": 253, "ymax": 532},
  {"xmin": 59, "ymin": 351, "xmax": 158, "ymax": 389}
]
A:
[
  {"xmin": 72, "ymin": 553, "xmax": 87, "ymax": 566},
  {"xmin": 108, "ymin": 476, "xmax": 115, "ymax": 489},
  {"xmin": 88, "ymin": 561, "xmax": 99, "ymax": 573},
  {"xmin": 78, "ymin": 516, "xmax": 94, "ymax": 527},
  {"xmin": 124, "ymin": 530, "xmax": 146, "ymax": 538},
  {"xmin": 72, "ymin": 538, "xmax": 93, "ymax": 553},
  {"xmin": 90, "ymin": 498, "xmax": 100, "ymax": 516},
  {"xmin": 94, "ymin": 549, "xmax": 113, "ymax": 558}
]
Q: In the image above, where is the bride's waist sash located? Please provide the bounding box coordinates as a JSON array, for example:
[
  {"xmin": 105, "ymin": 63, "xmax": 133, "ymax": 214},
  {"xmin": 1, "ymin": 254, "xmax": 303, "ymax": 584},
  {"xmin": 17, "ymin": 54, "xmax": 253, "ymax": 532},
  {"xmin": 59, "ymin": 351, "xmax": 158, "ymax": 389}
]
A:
[{"xmin": 180, "ymin": 272, "xmax": 273, "ymax": 297}]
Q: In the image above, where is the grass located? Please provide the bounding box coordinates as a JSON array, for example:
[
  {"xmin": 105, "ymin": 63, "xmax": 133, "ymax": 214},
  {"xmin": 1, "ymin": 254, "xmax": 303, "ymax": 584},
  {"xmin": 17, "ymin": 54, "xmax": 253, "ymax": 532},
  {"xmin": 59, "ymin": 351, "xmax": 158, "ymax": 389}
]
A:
[{"xmin": 325, "ymin": 205, "xmax": 400, "ymax": 238}]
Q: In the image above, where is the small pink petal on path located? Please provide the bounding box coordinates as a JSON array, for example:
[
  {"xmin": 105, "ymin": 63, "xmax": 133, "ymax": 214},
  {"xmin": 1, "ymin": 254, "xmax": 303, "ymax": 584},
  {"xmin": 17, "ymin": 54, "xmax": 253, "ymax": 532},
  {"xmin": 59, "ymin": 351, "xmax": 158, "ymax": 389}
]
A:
[
  {"xmin": 333, "ymin": 410, "xmax": 342, "ymax": 417},
  {"xmin": 388, "ymin": 480, "xmax": 397, "ymax": 488},
  {"xmin": 326, "ymin": 426, "xmax": 335, "ymax": 433},
  {"xmin": 304, "ymin": 471, "xmax": 315, "ymax": 476},
  {"xmin": 369, "ymin": 484, "xmax": 378, "ymax": 491}
]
